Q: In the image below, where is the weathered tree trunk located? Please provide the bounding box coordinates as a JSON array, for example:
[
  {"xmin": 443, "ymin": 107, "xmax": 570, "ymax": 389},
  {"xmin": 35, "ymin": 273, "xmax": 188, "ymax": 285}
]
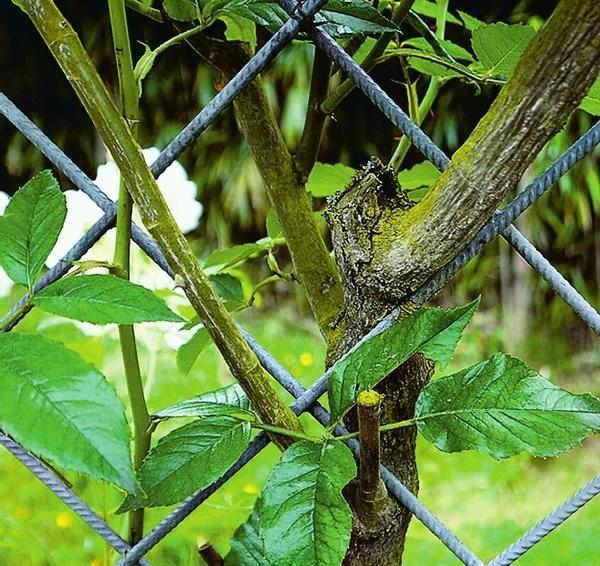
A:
[
  {"xmin": 357, "ymin": 0, "xmax": 600, "ymax": 303},
  {"xmin": 326, "ymin": 159, "xmax": 433, "ymax": 565},
  {"xmin": 325, "ymin": 1, "xmax": 600, "ymax": 560},
  {"xmin": 153, "ymin": 1, "xmax": 600, "ymax": 563}
]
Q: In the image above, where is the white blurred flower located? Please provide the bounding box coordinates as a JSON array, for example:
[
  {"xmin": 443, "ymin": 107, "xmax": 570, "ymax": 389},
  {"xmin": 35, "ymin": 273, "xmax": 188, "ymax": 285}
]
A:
[
  {"xmin": 47, "ymin": 147, "xmax": 203, "ymax": 268},
  {"xmin": 46, "ymin": 189, "xmax": 109, "ymax": 267},
  {"xmin": 0, "ymin": 191, "xmax": 8, "ymax": 214},
  {"xmin": 140, "ymin": 147, "xmax": 203, "ymax": 234},
  {"xmin": 43, "ymin": 149, "xmax": 202, "ymax": 345}
]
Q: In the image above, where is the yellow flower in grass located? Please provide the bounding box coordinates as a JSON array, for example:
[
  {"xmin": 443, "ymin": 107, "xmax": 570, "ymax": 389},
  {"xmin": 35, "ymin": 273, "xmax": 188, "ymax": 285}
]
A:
[
  {"xmin": 299, "ymin": 352, "xmax": 314, "ymax": 367},
  {"xmin": 55, "ymin": 512, "xmax": 73, "ymax": 528}
]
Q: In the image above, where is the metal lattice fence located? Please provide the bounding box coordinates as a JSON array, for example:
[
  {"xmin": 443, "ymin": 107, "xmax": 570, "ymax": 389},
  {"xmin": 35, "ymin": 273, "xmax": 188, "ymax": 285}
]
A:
[{"xmin": 1, "ymin": 2, "xmax": 600, "ymax": 564}]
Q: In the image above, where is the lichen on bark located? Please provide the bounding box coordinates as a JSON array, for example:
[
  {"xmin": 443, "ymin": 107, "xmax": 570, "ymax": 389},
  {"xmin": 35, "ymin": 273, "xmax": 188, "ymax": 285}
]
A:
[{"xmin": 327, "ymin": 159, "xmax": 433, "ymax": 565}]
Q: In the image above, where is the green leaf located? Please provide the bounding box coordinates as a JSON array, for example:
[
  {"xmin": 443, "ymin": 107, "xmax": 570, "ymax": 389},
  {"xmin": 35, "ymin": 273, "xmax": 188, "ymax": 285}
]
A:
[
  {"xmin": 402, "ymin": 37, "xmax": 474, "ymax": 62},
  {"xmin": 581, "ymin": 76, "xmax": 600, "ymax": 116},
  {"xmin": 226, "ymin": 441, "xmax": 356, "ymax": 566},
  {"xmin": 306, "ymin": 162, "xmax": 356, "ymax": 198},
  {"xmin": 154, "ymin": 383, "xmax": 253, "ymax": 420},
  {"xmin": 0, "ymin": 170, "xmax": 66, "ymax": 288},
  {"xmin": 393, "ymin": 46, "xmax": 477, "ymax": 80},
  {"xmin": 212, "ymin": 0, "xmax": 397, "ymax": 39},
  {"xmin": 226, "ymin": 507, "xmax": 270, "ymax": 566},
  {"xmin": 33, "ymin": 274, "xmax": 183, "ymax": 325},
  {"xmin": 133, "ymin": 42, "xmax": 157, "ymax": 95},
  {"xmin": 406, "ymin": 55, "xmax": 467, "ymax": 79},
  {"xmin": 203, "ymin": 243, "xmax": 265, "ymax": 273},
  {"xmin": 412, "ymin": 0, "xmax": 461, "ymax": 24},
  {"xmin": 471, "ymin": 23, "xmax": 535, "ymax": 78},
  {"xmin": 265, "ymin": 209, "xmax": 283, "ymax": 239},
  {"xmin": 222, "ymin": 14, "xmax": 257, "ymax": 47},
  {"xmin": 458, "ymin": 10, "xmax": 484, "ymax": 32},
  {"xmin": 0, "ymin": 334, "xmax": 136, "ymax": 492},
  {"xmin": 313, "ymin": 0, "xmax": 398, "ymax": 37},
  {"xmin": 398, "ymin": 160, "xmax": 441, "ymax": 191},
  {"xmin": 210, "ymin": 273, "xmax": 245, "ymax": 310},
  {"xmin": 177, "ymin": 326, "xmax": 211, "ymax": 374},
  {"xmin": 163, "ymin": 0, "xmax": 200, "ymax": 21},
  {"xmin": 416, "ymin": 353, "xmax": 600, "ymax": 458},
  {"xmin": 118, "ymin": 415, "xmax": 251, "ymax": 512},
  {"xmin": 328, "ymin": 298, "xmax": 480, "ymax": 422}
]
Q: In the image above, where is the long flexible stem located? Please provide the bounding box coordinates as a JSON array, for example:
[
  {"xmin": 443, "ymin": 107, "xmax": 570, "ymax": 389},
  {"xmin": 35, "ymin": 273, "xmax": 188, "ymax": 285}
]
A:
[
  {"xmin": 19, "ymin": 0, "xmax": 303, "ymax": 450},
  {"xmin": 107, "ymin": 0, "xmax": 150, "ymax": 545}
]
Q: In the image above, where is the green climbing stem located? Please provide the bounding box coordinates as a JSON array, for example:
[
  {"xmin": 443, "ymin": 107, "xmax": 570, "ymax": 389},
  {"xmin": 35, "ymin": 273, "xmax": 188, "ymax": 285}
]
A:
[
  {"xmin": 107, "ymin": 0, "xmax": 150, "ymax": 545},
  {"xmin": 18, "ymin": 0, "xmax": 302, "ymax": 450}
]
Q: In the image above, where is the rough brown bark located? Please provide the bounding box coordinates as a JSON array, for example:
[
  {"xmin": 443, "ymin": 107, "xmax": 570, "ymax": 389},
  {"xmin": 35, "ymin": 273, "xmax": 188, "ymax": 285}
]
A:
[
  {"xmin": 327, "ymin": 159, "xmax": 433, "ymax": 565},
  {"xmin": 359, "ymin": 0, "xmax": 600, "ymax": 302}
]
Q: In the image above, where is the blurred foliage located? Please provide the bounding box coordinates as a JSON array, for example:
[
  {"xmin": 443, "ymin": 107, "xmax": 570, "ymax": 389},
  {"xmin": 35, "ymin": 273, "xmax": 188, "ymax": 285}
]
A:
[{"xmin": 1, "ymin": 1, "xmax": 597, "ymax": 357}]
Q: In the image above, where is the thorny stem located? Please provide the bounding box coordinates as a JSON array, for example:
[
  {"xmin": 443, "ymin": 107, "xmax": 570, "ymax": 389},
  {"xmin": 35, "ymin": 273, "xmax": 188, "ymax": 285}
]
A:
[{"xmin": 107, "ymin": 0, "xmax": 150, "ymax": 545}]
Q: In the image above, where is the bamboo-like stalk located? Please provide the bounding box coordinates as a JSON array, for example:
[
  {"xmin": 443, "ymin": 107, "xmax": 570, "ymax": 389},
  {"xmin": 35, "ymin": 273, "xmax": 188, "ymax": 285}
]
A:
[{"xmin": 17, "ymin": 0, "xmax": 302, "ymax": 449}]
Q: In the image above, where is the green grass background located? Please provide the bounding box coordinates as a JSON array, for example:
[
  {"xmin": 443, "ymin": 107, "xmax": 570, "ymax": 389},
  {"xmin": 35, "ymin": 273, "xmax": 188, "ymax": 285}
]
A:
[{"xmin": 1, "ymin": 305, "xmax": 599, "ymax": 565}]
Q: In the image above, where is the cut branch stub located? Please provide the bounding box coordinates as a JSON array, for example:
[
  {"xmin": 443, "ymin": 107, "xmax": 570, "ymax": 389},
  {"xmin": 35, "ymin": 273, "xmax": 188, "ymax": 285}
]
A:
[{"xmin": 356, "ymin": 389, "xmax": 388, "ymax": 531}]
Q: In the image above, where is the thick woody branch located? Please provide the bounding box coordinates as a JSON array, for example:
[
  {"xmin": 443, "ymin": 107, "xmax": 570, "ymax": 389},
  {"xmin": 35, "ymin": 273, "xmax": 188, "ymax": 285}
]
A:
[
  {"xmin": 364, "ymin": 0, "xmax": 600, "ymax": 301},
  {"xmin": 187, "ymin": 36, "xmax": 346, "ymax": 346},
  {"xmin": 17, "ymin": 0, "xmax": 301, "ymax": 450}
]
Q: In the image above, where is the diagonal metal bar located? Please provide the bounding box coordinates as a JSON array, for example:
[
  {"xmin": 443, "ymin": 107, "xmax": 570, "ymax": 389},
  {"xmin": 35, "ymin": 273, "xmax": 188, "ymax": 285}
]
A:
[
  {"xmin": 413, "ymin": 120, "xmax": 600, "ymax": 302},
  {"xmin": 0, "ymin": 93, "xmax": 170, "ymax": 276},
  {"xmin": 148, "ymin": 0, "xmax": 329, "ymax": 178},
  {"xmin": 117, "ymin": 330, "xmax": 484, "ymax": 566},
  {"xmin": 502, "ymin": 225, "xmax": 600, "ymax": 335},
  {"xmin": 2, "ymin": 92, "xmax": 600, "ymax": 562},
  {"xmin": 277, "ymin": 0, "xmax": 450, "ymax": 171},
  {"xmin": 488, "ymin": 474, "xmax": 600, "ymax": 566},
  {"xmin": 0, "ymin": 432, "xmax": 151, "ymax": 566},
  {"xmin": 1, "ymin": 213, "xmax": 115, "ymax": 331},
  {"xmin": 243, "ymin": 333, "xmax": 485, "ymax": 566},
  {"xmin": 276, "ymin": 0, "xmax": 600, "ymax": 315}
]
